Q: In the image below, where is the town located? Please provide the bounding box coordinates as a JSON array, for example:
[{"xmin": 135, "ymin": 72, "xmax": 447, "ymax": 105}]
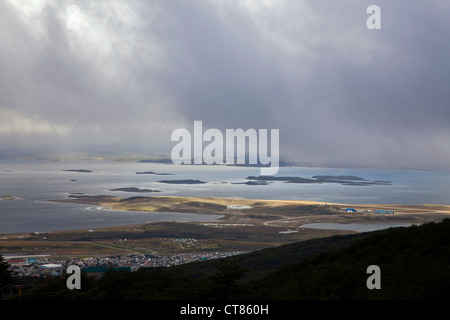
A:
[{"xmin": 6, "ymin": 246, "xmax": 245, "ymax": 279}]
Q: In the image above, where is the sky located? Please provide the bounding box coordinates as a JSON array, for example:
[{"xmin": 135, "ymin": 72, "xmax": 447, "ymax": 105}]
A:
[{"xmin": 1, "ymin": 0, "xmax": 449, "ymax": 169}]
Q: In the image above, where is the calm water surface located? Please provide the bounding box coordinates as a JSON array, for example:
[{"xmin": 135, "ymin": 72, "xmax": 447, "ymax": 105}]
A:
[{"xmin": 1, "ymin": 160, "xmax": 449, "ymax": 233}]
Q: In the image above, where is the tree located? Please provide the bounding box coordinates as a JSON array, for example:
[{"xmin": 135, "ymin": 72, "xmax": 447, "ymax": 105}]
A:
[
  {"xmin": 0, "ymin": 255, "xmax": 14, "ymax": 297},
  {"xmin": 0, "ymin": 255, "xmax": 13, "ymax": 283},
  {"xmin": 208, "ymin": 259, "xmax": 248, "ymax": 299}
]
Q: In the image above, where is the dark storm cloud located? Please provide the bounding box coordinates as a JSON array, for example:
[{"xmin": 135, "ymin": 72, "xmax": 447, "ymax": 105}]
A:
[
  {"xmin": 154, "ymin": 0, "xmax": 450, "ymax": 168},
  {"xmin": 1, "ymin": 0, "xmax": 449, "ymax": 168}
]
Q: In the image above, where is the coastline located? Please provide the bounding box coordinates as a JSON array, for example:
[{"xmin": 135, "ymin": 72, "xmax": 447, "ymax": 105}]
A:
[
  {"xmin": 52, "ymin": 194, "xmax": 450, "ymax": 215},
  {"xmin": 2, "ymin": 194, "xmax": 449, "ymax": 260},
  {"xmin": 3, "ymin": 194, "xmax": 450, "ymax": 237},
  {"xmin": 43, "ymin": 194, "xmax": 450, "ymax": 234}
]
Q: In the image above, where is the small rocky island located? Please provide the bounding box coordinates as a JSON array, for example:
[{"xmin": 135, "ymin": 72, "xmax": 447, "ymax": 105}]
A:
[
  {"xmin": 158, "ymin": 179, "xmax": 206, "ymax": 184},
  {"xmin": 1, "ymin": 196, "xmax": 17, "ymax": 200},
  {"xmin": 245, "ymin": 175, "xmax": 391, "ymax": 186},
  {"xmin": 109, "ymin": 187, "xmax": 160, "ymax": 193},
  {"xmin": 232, "ymin": 181, "xmax": 270, "ymax": 186},
  {"xmin": 136, "ymin": 171, "xmax": 173, "ymax": 175}
]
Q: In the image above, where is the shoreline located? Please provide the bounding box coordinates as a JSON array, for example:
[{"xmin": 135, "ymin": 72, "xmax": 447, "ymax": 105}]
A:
[
  {"xmin": 55, "ymin": 194, "xmax": 450, "ymax": 214},
  {"xmin": 2, "ymin": 195, "xmax": 449, "ymax": 237},
  {"xmin": 2, "ymin": 195, "xmax": 449, "ymax": 260}
]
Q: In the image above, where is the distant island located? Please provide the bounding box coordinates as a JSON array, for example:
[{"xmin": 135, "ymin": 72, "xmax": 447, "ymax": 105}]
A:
[
  {"xmin": 245, "ymin": 175, "xmax": 392, "ymax": 186},
  {"xmin": 158, "ymin": 179, "xmax": 206, "ymax": 184},
  {"xmin": 109, "ymin": 187, "xmax": 160, "ymax": 193},
  {"xmin": 62, "ymin": 169, "xmax": 93, "ymax": 173},
  {"xmin": 232, "ymin": 181, "xmax": 270, "ymax": 186},
  {"xmin": 138, "ymin": 157, "xmax": 295, "ymax": 166},
  {"xmin": 136, "ymin": 171, "xmax": 173, "ymax": 175},
  {"xmin": 0, "ymin": 196, "xmax": 17, "ymax": 200},
  {"xmin": 311, "ymin": 175, "xmax": 366, "ymax": 181},
  {"xmin": 138, "ymin": 158, "xmax": 173, "ymax": 164}
]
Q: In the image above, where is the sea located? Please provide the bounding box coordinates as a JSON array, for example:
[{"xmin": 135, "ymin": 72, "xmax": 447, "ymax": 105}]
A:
[{"xmin": 1, "ymin": 160, "xmax": 449, "ymax": 234}]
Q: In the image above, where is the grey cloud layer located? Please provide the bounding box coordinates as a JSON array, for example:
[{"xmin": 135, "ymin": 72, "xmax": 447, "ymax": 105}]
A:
[{"xmin": 1, "ymin": 0, "xmax": 449, "ymax": 168}]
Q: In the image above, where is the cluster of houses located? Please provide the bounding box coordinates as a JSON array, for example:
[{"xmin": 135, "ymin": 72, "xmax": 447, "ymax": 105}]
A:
[{"xmin": 6, "ymin": 250, "xmax": 245, "ymax": 279}]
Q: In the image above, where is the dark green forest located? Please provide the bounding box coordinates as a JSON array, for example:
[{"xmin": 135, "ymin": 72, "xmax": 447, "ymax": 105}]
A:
[{"xmin": 3, "ymin": 219, "xmax": 450, "ymax": 300}]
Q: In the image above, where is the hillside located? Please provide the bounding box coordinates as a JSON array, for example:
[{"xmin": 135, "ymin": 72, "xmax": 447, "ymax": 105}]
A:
[
  {"xmin": 250, "ymin": 218, "xmax": 450, "ymax": 299},
  {"xmin": 14, "ymin": 218, "xmax": 450, "ymax": 300}
]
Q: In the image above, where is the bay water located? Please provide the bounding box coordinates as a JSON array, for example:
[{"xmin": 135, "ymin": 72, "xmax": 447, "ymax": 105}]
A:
[{"xmin": 1, "ymin": 160, "xmax": 449, "ymax": 234}]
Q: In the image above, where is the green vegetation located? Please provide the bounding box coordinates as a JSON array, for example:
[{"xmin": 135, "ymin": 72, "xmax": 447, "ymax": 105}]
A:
[{"xmin": 9, "ymin": 219, "xmax": 450, "ymax": 300}]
